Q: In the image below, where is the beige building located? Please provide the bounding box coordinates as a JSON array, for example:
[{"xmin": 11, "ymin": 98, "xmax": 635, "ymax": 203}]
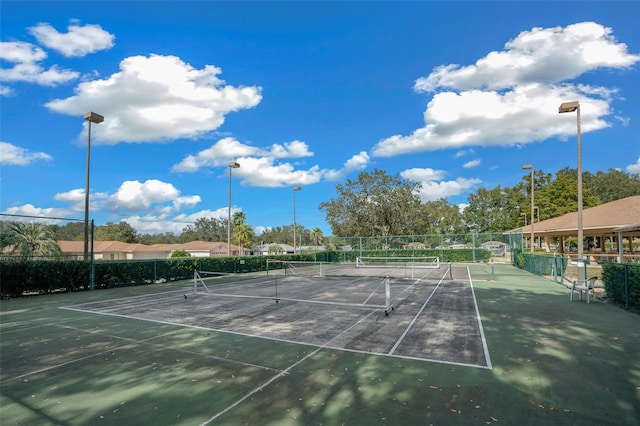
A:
[
  {"xmin": 511, "ymin": 195, "xmax": 640, "ymax": 263},
  {"xmin": 57, "ymin": 240, "xmax": 250, "ymax": 260}
]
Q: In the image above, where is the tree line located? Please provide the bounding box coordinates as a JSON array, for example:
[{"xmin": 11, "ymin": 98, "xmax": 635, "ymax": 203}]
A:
[
  {"xmin": 2, "ymin": 167, "xmax": 638, "ymax": 251},
  {"xmin": 319, "ymin": 167, "xmax": 640, "ymax": 237}
]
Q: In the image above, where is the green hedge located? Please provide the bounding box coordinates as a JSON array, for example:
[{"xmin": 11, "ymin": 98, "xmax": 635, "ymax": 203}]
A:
[
  {"xmin": 0, "ymin": 249, "xmax": 489, "ymax": 298},
  {"xmin": 517, "ymin": 252, "xmax": 569, "ymax": 276},
  {"xmin": 295, "ymin": 249, "xmax": 490, "ymax": 263},
  {"xmin": 601, "ymin": 262, "xmax": 640, "ymax": 310}
]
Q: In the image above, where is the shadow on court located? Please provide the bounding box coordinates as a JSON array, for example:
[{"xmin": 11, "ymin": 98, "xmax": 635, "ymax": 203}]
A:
[
  {"xmin": 62, "ymin": 266, "xmax": 489, "ymax": 368},
  {"xmin": 1, "ymin": 263, "xmax": 638, "ymax": 425}
]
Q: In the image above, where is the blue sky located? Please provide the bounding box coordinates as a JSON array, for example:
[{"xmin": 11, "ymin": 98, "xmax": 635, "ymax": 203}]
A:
[{"xmin": 1, "ymin": 1, "xmax": 639, "ymax": 237}]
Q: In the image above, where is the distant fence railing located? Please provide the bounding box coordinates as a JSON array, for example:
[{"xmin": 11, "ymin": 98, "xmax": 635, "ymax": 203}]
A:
[
  {"xmin": 601, "ymin": 262, "xmax": 640, "ymax": 311},
  {"xmin": 513, "ymin": 250, "xmax": 639, "ymax": 312},
  {"xmin": 1, "ymin": 244, "xmax": 495, "ymax": 297}
]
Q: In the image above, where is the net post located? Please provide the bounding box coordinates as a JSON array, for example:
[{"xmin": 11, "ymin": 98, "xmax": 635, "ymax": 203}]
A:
[
  {"xmin": 384, "ymin": 276, "xmax": 394, "ymax": 316},
  {"xmin": 193, "ymin": 269, "xmax": 198, "ymax": 294}
]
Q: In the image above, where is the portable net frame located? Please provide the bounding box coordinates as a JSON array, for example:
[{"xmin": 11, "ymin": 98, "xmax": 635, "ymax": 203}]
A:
[
  {"xmin": 266, "ymin": 257, "xmax": 448, "ymax": 280},
  {"xmin": 189, "ymin": 259, "xmax": 453, "ymax": 319},
  {"xmin": 356, "ymin": 256, "xmax": 440, "ymax": 269}
]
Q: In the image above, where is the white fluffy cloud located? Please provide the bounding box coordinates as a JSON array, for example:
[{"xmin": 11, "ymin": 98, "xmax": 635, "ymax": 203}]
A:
[
  {"xmin": 0, "ymin": 41, "xmax": 79, "ymax": 87},
  {"xmin": 0, "ymin": 21, "xmax": 113, "ymax": 91},
  {"xmin": 45, "ymin": 55, "xmax": 263, "ymax": 144},
  {"xmin": 172, "ymin": 137, "xmax": 313, "ymax": 172},
  {"xmin": 414, "ymin": 22, "xmax": 639, "ymax": 92},
  {"xmin": 373, "ymin": 22, "xmax": 640, "ymax": 157},
  {"xmin": 121, "ymin": 207, "xmax": 231, "ymax": 235},
  {"xmin": 627, "ymin": 157, "xmax": 640, "ymax": 174},
  {"xmin": 28, "ymin": 21, "xmax": 115, "ymax": 57},
  {"xmin": 0, "ymin": 204, "xmax": 72, "ymax": 222},
  {"xmin": 109, "ymin": 179, "xmax": 201, "ymax": 212},
  {"xmin": 463, "ymin": 159, "xmax": 481, "ymax": 169},
  {"xmin": 401, "ymin": 168, "xmax": 481, "ymax": 202},
  {"xmin": 53, "ymin": 188, "xmax": 109, "ymax": 213},
  {"xmin": 173, "ymin": 136, "xmax": 369, "ymax": 187},
  {"xmin": 0, "ymin": 142, "xmax": 52, "ymax": 165}
]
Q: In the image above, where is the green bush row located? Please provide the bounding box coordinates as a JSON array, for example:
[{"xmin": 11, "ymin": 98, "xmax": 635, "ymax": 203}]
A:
[
  {"xmin": 602, "ymin": 262, "xmax": 640, "ymax": 310},
  {"xmin": 0, "ymin": 249, "xmax": 489, "ymax": 297},
  {"xmin": 516, "ymin": 251, "xmax": 569, "ymax": 275}
]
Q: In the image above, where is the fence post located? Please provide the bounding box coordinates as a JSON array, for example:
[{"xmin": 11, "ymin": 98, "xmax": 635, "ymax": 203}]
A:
[
  {"xmin": 625, "ymin": 264, "xmax": 629, "ymax": 311},
  {"xmin": 90, "ymin": 219, "xmax": 95, "ymax": 291}
]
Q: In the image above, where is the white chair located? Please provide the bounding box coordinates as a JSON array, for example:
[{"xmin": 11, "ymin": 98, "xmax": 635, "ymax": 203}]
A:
[{"xmin": 570, "ymin": 276, "xmax": 598, "ymax": 303}]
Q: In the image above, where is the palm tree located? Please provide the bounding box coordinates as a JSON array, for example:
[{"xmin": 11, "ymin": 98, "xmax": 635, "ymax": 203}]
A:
[
  {"xmin": 5, "ymin": 222, "xmax": 62, "ymax": 259},
  {"xmin": 311, "ymin": 227, "xmax": 323, "ymax": 247},
  {"xmin": 311, "ymin": 227, "xmax": 324, "ymax": 261},
  {"xmin": 268, "ymin": 244, "xmax": 284, "ymax": 255},
  {"xmin": 233, "ymin": 223, "xmax": 255, "ymax": 255}
]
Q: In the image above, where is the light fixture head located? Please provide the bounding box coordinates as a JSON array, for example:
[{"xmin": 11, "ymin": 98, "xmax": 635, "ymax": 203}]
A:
[
  {"xmin": 228, "ymin": 161, "xmax": 240, "ymax": 168},
  {"xmin": 522, "ymin": 164, "xmax": 533, "ymax": 170},
  {"xmin": 559, "ymin": 101, "xmax": 580, "ymax": 113},
  {"xmin": 84, "ymin": 112, "xmax": 104, "ymax": 123}
]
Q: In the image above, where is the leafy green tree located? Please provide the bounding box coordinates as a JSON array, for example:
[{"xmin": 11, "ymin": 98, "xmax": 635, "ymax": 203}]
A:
[
  {"xmin": 419, "ymin": 199, "xmax": 465, "ymax": 234},
  {"xmin": 536, "ymin": 169, "xmax": 600, "ymax": 218},
  {"xmin": 583, "ymin": 168, "xmax": 640, "ymax": 203},
  {"xmin": 50, "ymin": 221, "xmax": 85, "ymax": 241},
  {"xmin": 137, "ymin": 232, "xmax": 180, "ymax": 244},
  {"xmin": 463, "ymin": 186, "xmax": 516, "ymax": 233},
  {"xmin": 259, "ymin": 225, "xmax": 311, "ymax": 245},
  {"xmin": 94, "ymin": 221, "xmax": 137, "ymax": 242},
  {"xmin": 181, "ymin": 217, "xmax": 227, "ymax": 242},
  {"xmin": 268, "ymin": 243, "xmax": 284, "ymax": 254},
  {"xmin": 3, "ymin": 222, "xmax": 62, "ymax": 259},
  {"xmin": 170, "ymin": 250, "xmax": 190, "ymax": 258},
  {"xmin": 319, "ymin": 169, "xmax": 422, "ymax": 237}
]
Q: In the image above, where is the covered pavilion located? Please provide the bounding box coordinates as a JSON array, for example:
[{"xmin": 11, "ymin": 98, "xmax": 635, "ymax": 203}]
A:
[{"xmin": 510, "ymin": 195, "xmax": 640, "ymax": 263}]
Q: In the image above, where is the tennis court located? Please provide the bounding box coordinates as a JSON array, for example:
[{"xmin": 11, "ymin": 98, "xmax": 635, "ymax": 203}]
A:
[
  {"xmin": 1, "ymin": 262, "xmax": 639, "ymax": 425},
  {"xmin": 62, "ymin": 261, "xmax": 490, "ymax": 369}
]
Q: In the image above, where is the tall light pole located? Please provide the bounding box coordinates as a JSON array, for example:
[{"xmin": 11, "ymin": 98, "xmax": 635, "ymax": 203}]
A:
[
  {"xmin": 559, "ymin": 101, "xmax": 584, "ymax": 283},
  {"xmin": 83, "ymin": 112, "xmax": 104, "ymax": 261},
  {"xmin": 293, "ymin": 186, "xmax": 301, "ymax": 254},
  {"xmin": 520, "ymin": 212, "xmax": 527, "ymax": 249},
  {"xmin": 522, "ymin": 164, "xmax": 534, "ymax": 253},
  {"xmin": 227, "ymin": 161, "xmax": 240, "ymax": 256}
]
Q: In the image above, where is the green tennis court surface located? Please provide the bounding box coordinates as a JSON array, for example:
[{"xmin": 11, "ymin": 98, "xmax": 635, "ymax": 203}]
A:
[{"xmin": 1, "ymin": 263, "xmax": 639, "ymax": 425}]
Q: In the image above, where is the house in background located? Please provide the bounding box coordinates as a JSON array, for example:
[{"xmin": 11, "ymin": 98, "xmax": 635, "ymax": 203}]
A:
[
  {"xmin": 251, "ymin": 243, "xmax": 295, "ymax": 255},
  {"xmin": 56, "ymin": 241, "xmax": 249, "ymax": 260}
]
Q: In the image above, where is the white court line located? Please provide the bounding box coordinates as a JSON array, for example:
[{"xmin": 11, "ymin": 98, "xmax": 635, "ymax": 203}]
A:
[
  {"xmin": 0, "ymin": 316, "xmax": 92, "ymax": 335},
  {"xmin": 362, "ymin": 278, "xmax": 386, "ymax": 305},
  {"xmin": 467, "ymin": 267, "xmax": 493, "ymax": 370},
  {"xmin": 56, "ymin": 324, "xmax": 283, "ymax": 374},
  {"xmin": 387, "ymin": 276, "xmax": 445, "ymax": 355},
  {"xmin": 61, "ymin": 272, "xmax": 492, "ymax": 371},
  {"xmin": 0, "ymin": 328, "xmax": 181, "ymax": 385},
  {"xmin": 199, "ymin": 304, "xmax": 380, "ymax": 425}
]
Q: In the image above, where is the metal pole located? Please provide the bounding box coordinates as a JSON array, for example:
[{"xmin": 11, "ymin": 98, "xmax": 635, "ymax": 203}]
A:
[
  {"xmin": 84, "ymin": 120, "xmax": 92, "ymax": 261},
  {"xmin": 530, "ymin": 167, "xmax": 535, "ymax": 253},
  {"xmin": 292, "ymin": 186, "xmax": 300, "ymax": 254},
  {"xmin": 90, "ymin": 219, "xmax": 95, "ymax": 290},
  {"xmin": 577, "ymin": 106, "xmax": 584, "ymax": 284},
  {"xmin": 228, "ymin": 165, "xmax": 233, "ymax": 256}
]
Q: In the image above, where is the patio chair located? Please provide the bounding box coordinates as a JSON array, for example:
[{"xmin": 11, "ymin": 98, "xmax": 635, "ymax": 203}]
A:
[{"xmin": 570, "ymin": 276, "xmax": 599, "ymax": 303}]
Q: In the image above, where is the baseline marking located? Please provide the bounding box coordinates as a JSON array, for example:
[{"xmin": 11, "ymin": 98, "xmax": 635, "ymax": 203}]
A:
[
  {"xmin": 388, "ymin": 275, "xmax": 445, "ymax": 355},
  {"xmin": 467, "ymin": 267, "xmax": 493, "ymax": 369}
]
